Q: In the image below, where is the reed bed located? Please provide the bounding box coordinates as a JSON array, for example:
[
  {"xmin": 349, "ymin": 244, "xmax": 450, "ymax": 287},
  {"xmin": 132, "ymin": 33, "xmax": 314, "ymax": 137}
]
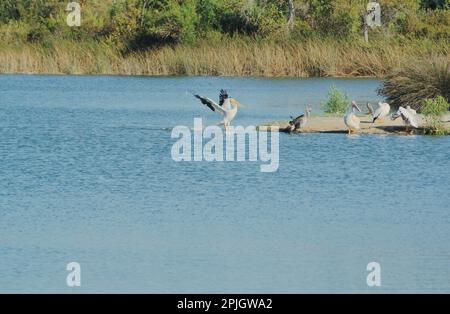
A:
[
  {"xmin": 379, "ymin": 56, "xmax": 450, "ymax": 110},
  {"xmin": 0, "ymin": 39, "xmax": 448, "ymax": 78}
]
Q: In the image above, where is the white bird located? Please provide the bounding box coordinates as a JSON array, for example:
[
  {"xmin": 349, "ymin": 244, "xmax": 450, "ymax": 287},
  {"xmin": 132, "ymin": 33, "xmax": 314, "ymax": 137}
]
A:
[
  {"xmin": 344, "ymin": 101, "xmax": 362, "ymax": 134},
  {"xmin": 194, "ymin": 89, "xmax": 243, "ymax": 128},
  {"xmin": 406, "ymin": 105, "xmax": 417, "ymax": 115},
  {"xmin": 372, "ymin": 102, "xmax": 391, "ymax": 124},
  {"xmin": 392, "ymin": 106, "xmax": 419, "ymax": 133}
]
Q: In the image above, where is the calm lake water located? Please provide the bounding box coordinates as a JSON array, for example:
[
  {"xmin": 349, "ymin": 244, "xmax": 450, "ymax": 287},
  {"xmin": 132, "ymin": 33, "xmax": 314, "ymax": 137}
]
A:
[{"xmin": 0, "ymin": 75, "xmax": 449, "ymax": 293}]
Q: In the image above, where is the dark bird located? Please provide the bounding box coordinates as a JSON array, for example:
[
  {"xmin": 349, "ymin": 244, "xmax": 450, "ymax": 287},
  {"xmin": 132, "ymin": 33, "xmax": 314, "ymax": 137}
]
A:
[{"xmin": 287, "ymin": 105, "xmax": 312, "ymax": 133}]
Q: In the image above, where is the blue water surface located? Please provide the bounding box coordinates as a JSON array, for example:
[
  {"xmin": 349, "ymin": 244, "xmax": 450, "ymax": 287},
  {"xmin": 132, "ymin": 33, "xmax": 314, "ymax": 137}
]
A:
[{"xmin": 0, "ymin": 75, "xmax": 449, "ymax": 293}]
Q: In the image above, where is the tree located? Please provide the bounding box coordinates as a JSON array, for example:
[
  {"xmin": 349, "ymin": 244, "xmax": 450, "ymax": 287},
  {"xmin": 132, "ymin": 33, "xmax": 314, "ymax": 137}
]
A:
[
  {"xmin": 0, "ymin": 0, "xmax": 20, "ymax": 23},
  {"xmin": 421, "ymin": 0, "xmax": 450, "ymax": 10},
  {"xmin": 287, "ymin": 0, "xmax": 295, "ymax": 31}
]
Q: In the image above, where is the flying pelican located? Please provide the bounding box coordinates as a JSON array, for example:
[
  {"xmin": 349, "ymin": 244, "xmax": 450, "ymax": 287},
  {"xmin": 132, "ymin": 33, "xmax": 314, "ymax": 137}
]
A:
[
  {"xmin": 372, "ymin": 102, "xmax": 391, "ymax": 123},
  {"xmin": 344, "ymin": 101, "xmax": 362, "ymax": 134},
  {"xmin": 392, "ymin": 106, "xmax": 419, "ymax": 133},
  {"xmin": 194, "ymin": 89, "xmax": 243, "ymax": 128},
  {"xmin": 287, "ymin": 105, "xmax": 312, "ymax": 133}
]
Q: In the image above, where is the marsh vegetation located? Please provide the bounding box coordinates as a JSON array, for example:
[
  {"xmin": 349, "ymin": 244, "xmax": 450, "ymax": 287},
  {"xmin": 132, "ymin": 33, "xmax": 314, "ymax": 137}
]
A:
[
  {"xmin": 379, "ymin": 57, "xmax": 450, "ymax": 111},
  {"xmin": 0, "ymin": 0, "xmax": 448, "ymax": 77}
]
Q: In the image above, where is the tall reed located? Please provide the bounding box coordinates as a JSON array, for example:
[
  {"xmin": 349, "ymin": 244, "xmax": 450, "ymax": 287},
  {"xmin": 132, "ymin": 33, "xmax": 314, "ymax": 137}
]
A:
[
  {"xmin": 379, "ymin": 56, "xmax": 450, "ymax": 111},
  {"xmin": 0, "ymin": 38, "xmax": 448, "ymax": 78}
]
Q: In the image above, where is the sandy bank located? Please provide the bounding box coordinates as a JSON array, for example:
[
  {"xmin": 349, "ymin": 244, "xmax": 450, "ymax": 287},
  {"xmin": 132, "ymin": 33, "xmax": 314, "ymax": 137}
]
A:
[{"xmin": 259, "ymin": 115, "xmax": 450, "ymax": 135}]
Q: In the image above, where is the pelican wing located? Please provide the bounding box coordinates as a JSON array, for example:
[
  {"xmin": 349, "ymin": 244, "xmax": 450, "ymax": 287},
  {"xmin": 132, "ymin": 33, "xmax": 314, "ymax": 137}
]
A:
[
  {"xmin": 291, "ymin": 114, "xmax": 305, "ymax": 125},
  {"xmin": 373, "ymin": 103, "xmax": 390, "ymax": 122},
  {"xmin": 399, "ymin": 107, "xmax": 419, "ymax": 128},
  {"xmin": 194, "ymin": 95, "xmax": 226, "ymax": 115}
]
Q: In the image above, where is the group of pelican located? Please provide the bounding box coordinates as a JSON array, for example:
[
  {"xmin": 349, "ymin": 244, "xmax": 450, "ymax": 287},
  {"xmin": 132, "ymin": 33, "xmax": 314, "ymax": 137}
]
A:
[
  {"xmin": 193, "ymin": 90, "xmax": 419, "ymax": 134},
  {"xmin": 194, "ymin": 90, "xmax": 313, "ymax": 133},
  {"xmin": 344, "ymin": 101, "xmax": 419, "ymax": 134}
]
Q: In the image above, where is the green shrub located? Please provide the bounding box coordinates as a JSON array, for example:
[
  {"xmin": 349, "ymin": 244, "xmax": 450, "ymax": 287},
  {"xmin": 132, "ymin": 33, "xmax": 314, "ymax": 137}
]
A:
[
  {"xmin": 422, "ymin": 95, "xmax": 450, "ymax": 135},
  {"xmin": 245, "ymin": 3, "xmax": 287, "ymax": 38},
  {"xmin": 322, "ymin": 85, "xmax": 350, "ymax": 115},
  {"xmin": 1, "ymin": 0, "xmax": 450, "ymax": 46},
  {"xmin": 196, "ymin": 0, "xmax": 221, "ymax": 33},
  {"xmin": 0, "ymin": 0, "xmax": 20, "ymax": 23},
  {"xmin": 421, "ymin": 0, "xmax": 450, "ymax": 10}
]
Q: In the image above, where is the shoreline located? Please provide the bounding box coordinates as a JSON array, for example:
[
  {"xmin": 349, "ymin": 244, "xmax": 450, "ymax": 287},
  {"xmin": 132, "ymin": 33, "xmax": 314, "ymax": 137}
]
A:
[
  {"xmin": 259, "ymin": 115, "xmax": 450, "ymax": 136},
  {"xmin": 0, "ymin": 71, "xmax": 383, "ymax": 78},
  {"xmin": 0, "ymin": 72, "xmax": 383, "ymax": 79}
]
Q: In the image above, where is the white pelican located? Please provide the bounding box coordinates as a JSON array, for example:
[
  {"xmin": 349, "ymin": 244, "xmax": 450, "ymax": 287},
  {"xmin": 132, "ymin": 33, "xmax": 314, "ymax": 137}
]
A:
[
  {"xmin": 344, "ymin": 101, "xmax": 362, "ymax": 134},
  {"xmin": 392, "ymin": 106, "xmax": 419, "ymax": 133},
  {"xmin": 406, "ymin": 105, "xmax": 417, "ymax": 115},
  {"xmin": 372, "ymin": 102, "xmax": 391, "ymax": 123},
  {"xmin": 194, "ymin": 90, "xmax": 243, "ymax": 128},
  {"xmin": 288, "ymin": 105, "xmax": 312, "ymax": 133}
]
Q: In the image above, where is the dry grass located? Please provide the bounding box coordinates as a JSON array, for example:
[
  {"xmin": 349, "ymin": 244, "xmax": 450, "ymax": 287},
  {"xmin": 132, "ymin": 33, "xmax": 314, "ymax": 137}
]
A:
[
  {"xmin": 379, "ymin": 56, "xmax": 450, "ymax": 111},
  {"xmin": 0, "ymin": 38, "xmax": 448, "ymax": 77}
]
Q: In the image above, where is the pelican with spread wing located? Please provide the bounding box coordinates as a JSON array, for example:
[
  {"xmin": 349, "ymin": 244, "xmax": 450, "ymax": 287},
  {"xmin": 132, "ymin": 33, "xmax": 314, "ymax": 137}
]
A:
[
  {"xmin": 287, "ymin": 105, "xmax": 312, "ymax": 133},
  {"xmin": 392, "ymin": 106, "xmax": 419, "ymax": 133},
  {"xmin": 372, "ymin": 102, "xmax": 391, "ymax": 123},
  {"xmin": 194, "ymin": 89, "xmax": 243, "ymax": 128}
]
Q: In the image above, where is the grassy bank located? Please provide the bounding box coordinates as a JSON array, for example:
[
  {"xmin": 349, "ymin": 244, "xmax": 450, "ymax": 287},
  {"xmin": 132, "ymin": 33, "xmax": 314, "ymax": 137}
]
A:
[
  {"xmin": 1, "ymin": 1, "xmax": 449, "ymax": 77},
  {"xmin": 1, "ymin": 37, "xmax": 448, "ymax": 77}
]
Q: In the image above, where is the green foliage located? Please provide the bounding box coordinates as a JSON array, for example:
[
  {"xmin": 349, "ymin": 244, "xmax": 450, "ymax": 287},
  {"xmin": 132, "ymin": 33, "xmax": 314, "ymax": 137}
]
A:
[
  {"xmin": 302, "ymin": 0, "xmax": 359, "ymax": 37},
  {"xmin": 0, "ymin": 1, "xmax": 449, "ymax": 51},
  {"xmin": 322, "ymin": 85, "xmax": 350, "ymax": 115},
  {"xmin": 379, "ymin": 57, "xmax": 450, "ymax": 111},
  {"xmin": 106, "ymin": 0, "xmax": 203, "ymax": 50},
  {"xmin": 196, "ymin": 0, "xmax": 220, "ymax": 32},
  {"xmin": 422, "ymin": 96, "xmax": 449, "ymax": 135},
  {"xmin": 244, "ymin": 2, "xmax": 287, "ymax": 37},
  {"xmin": 422, "ymin": 95, "xmax": 449, "ymax": 116},
  {"xmin": 0, "ymin": 0, "xmax": 20, "ymax": 23},
  {"xmin": 421, "ymin": 0, "xmax": 450, "ymax": 10}
]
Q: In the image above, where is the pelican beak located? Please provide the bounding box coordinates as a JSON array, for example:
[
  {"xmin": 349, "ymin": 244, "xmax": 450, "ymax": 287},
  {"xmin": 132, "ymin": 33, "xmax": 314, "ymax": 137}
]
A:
[{"xmin": 352, "ymin": 102, "xmax": 361, "ymax": 112}]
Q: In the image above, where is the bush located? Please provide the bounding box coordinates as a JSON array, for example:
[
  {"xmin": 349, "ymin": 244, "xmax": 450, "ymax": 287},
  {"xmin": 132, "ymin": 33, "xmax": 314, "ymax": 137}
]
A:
[
  {"xmin": 196, "ymin": 0, "xmax": 221, "ymax": 33},
  {"xmin": 421, "ymin": 0, "xmax": 450, "ymax": 10},
  {"xmin": 322, "ymin": 85, "xmax": 350, "ymax": 115},
  {"xmin": 0, "ymin": 0, "xmax": 20, "ymax": 23},
  {"xmin": 379, "ymin": 57, "xmax": 450, "ymax": 111},
  {"xmin": 1, "ymin": 0, "xmax": 449, "ymax": 47},
  {"xmin": 244, "ymin": 3, "xmax": 287, "ymax": 38},
  {"xmin": 107, "ymin": 0, "xmax": 200, "ymax": 50},
  {"xmin": 422, "ymin": 95, "xmax": 449, "ymax": 134}
]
